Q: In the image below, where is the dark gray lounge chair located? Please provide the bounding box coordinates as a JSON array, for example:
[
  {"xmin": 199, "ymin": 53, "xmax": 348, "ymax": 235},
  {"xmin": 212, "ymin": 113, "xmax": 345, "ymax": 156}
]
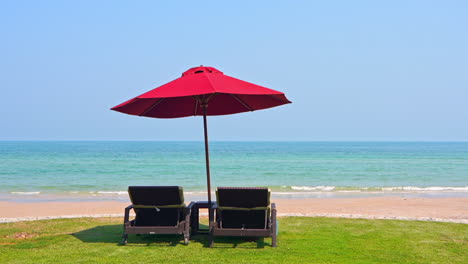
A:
[
  {"xmin": 209, "ymin": 187, "xmax": 277, "ymax": 247},
  {"xmin": 122, "ymin": 186, "xmax": 193, "ymax": 245}
]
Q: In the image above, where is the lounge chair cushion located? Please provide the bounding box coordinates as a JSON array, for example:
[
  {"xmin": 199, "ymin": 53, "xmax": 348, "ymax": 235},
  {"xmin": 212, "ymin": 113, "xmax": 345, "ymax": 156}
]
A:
[
  {"xmin": 216, "ymin": 187, "xmax": 270, "ymax": 208},
  {"xmin": 218, "ymin": 210, "xmax": 268, "ymax": 229},
  {"xmin": 134, "ymin": 208, "xmax": 184, "ymax": 226},
  {"xmin": 128, "ymin": 186, "xmax": 184, "ymax": 207},
  {"xmin": 128, "ymin": 186, "xmax": 185, "ymax": 227}
]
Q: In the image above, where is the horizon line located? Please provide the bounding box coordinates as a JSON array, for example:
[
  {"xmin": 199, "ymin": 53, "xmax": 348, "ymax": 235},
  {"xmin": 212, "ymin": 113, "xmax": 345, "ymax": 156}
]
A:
[{"xmin": 1, "ymin": 140, "xmax": 467, "ymax": 143}]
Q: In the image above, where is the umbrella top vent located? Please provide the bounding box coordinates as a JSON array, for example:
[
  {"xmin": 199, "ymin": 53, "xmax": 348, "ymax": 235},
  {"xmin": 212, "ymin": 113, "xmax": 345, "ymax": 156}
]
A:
[{"xmin": 182, "ymin": 66, "xmax": 223, "ymax": 76}]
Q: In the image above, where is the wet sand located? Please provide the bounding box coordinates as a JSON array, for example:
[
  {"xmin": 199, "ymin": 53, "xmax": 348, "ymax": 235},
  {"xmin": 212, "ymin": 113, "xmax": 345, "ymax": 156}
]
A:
[{"xmin": 1, "ymin": 197, "xmax": 467, "ymax": 224}]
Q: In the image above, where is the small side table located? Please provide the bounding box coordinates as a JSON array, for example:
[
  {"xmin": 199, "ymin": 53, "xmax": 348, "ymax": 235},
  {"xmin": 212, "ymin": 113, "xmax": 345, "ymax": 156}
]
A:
[{"xmin": 190, "ymin": 201, "xmax": 215, "ymax": 235}]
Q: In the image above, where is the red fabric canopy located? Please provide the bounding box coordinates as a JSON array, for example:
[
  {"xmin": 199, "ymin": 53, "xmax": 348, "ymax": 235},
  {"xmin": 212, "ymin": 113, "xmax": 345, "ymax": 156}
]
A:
[{"xmin": 111, "ymin": 66, "xmax": 291, "ymax": 118}]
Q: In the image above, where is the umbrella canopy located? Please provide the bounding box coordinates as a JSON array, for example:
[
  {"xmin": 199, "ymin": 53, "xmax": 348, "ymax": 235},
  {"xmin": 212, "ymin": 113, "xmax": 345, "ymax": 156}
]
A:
[
  {"xmin": 111, "ymin": 66, "xmax": 291, "ymax": 205},
  {"xmin": 111, "ymin": 66, "xmax": 290, "ymax": 118}
]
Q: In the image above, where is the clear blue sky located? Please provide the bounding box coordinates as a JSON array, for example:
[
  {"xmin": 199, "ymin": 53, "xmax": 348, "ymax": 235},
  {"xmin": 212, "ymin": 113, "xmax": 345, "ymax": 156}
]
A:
[{"xmin": 1, "ymin": 1, "xmax": 467, "ymax": 141}]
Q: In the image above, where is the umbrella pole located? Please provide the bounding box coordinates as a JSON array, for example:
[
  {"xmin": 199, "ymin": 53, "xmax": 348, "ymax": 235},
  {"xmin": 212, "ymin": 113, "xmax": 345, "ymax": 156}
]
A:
[{"xmin": 202, "ymin": 105, "xmax": 214, "ymax": 226}]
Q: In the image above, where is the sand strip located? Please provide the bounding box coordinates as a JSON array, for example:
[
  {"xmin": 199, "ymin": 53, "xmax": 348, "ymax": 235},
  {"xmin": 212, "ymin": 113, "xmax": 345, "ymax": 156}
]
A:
[{"xmin": 1, "ymin": 197, "xmax": 467, "ymax": 224}]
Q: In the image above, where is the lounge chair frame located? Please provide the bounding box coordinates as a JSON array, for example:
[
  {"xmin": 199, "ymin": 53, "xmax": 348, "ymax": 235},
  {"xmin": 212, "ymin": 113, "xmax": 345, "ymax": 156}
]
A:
[
  {"xmin": 209, "ymin": 187, "xmax": 277, "ymax": 247},
  {"xmin": 121, "ymin": 186, "xmax": 193, "ymax": 245}
]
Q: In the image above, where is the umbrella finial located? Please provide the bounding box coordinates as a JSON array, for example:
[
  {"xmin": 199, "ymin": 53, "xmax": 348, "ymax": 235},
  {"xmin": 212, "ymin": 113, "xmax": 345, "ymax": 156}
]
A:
[{"xmin": 182, "ymin": 66, "xmax": 222, "ymax": 76}]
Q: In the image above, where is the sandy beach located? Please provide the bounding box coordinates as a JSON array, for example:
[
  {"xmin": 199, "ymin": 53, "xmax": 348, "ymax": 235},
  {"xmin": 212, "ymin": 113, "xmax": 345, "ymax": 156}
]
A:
[{"xmin": 1, "ymin": 197, "xmax": 467, "ymax": 224}]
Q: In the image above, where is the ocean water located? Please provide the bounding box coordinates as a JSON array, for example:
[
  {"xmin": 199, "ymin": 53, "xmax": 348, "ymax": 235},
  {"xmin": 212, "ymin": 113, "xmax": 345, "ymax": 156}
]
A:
[{"xmin": 0, "ymin": 141, "xmax": 467, "ymax": 201}]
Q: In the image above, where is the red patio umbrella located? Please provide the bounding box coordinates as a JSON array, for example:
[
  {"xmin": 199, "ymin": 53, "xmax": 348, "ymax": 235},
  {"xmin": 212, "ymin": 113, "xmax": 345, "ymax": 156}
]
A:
[{"xmin": 111, "ymin": 66, "xmax": 291, "ymax": 205}]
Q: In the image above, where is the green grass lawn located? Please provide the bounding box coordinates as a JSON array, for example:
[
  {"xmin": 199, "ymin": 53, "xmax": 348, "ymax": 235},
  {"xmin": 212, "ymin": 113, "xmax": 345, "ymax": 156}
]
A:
[{"xmin": 0, "ymin": 217, "xmax": 466, "ymax": 264}]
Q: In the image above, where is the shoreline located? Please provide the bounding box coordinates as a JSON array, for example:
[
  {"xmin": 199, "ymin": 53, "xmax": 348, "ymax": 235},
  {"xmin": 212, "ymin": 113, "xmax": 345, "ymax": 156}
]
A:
[
  {"xmin": 2, "ymin": 189, "xmax": 468, "ymax": 203},
  {"xmin": 1, "ymin": 197, "xmax": 467, "ymax": 224}
]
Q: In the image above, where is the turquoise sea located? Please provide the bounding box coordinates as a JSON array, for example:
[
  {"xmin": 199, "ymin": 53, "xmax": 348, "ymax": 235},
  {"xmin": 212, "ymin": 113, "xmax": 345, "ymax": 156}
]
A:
[{"xmin": 0, "ymin": 141, "xmax": 467, "ymax": 201}]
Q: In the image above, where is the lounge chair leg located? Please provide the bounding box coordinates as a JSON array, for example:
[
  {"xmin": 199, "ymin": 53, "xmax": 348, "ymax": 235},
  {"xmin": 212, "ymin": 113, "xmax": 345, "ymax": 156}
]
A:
[
  {"xmin": 183, "ymin": 232, "xmax": 190, "ymax": 245},
  {"xmin": 271, "ymin": 223, "xmax": 277, "ymax": 247},
  {"xmin": 209, "ymin": 232, "xmax": 214, "ymax": 248},
  {"xmin": 121, "ymin": 234, "xmax": 128, "ymax": 245}
]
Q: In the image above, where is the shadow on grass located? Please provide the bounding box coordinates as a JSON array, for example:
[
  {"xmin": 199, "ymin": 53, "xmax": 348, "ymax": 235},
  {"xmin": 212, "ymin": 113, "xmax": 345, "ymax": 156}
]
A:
[
  {"xmin": 72, "ymin": 224, "xmax": 270, "ymax": 248},
  {"xmin": 194, "ymin": 223, "xmax": 270, "ymax": 248},
  {"xmin": 205, "ymin": 236, "xmax": 267, "ymax": 249},
  {"xmin": 71, "ymin": 225, "xmax": 188, "ymax": 247}
]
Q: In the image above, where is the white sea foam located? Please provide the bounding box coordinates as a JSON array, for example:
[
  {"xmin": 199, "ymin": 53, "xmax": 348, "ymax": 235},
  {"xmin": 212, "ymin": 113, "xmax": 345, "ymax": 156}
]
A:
[
  {"xmin": 291, "ymin": 186, "xmax": 336, "ymax": 191},
  {"xmin": 90, "ymin": 191, "xmax": 127, "ymax": 195},
  {"xmin": 10, "ymin": 192, "xmax": 41, "ymax": 195},
  {"xmin": 286, "ymin": 186, "xmax": 468, "ymax": 192},
  {"xmin": 185, "ymin": 191, "xmax": 208, "ymax": 195},
  {"xmin": 381, "ymin": 186, "xmax": 468, "ymax": 192}
]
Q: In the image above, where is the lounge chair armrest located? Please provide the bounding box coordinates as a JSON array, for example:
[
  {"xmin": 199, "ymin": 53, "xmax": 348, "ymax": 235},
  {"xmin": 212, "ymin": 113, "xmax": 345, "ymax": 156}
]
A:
[
  {"xmin": 183, "ymin": 203, "xmax": 194, "ymax": 240},
  {"xmin": 270, "ymin": 203, "xmax": 277, "ymax": 224},
  {"xmin": 124, "ymin": 205, "xmax": 134, "ymax": 224},
  {"xmin": 271, "ymin": 203, "xmax": 277, "ymax": 219},
  {"xmin": 184, "ymin": 202, "xmax": 195, "ymax": 215}
]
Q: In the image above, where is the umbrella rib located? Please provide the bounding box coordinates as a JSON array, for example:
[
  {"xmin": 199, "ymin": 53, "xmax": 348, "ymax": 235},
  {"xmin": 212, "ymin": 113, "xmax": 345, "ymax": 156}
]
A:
[
  {"xmin": 205, "ymin": 93, "xmax": 217, "ymax": 104},
  {"xmin": 139, "ymin": 98, "xmax": 165, "ymax": 116},
  {"xmin": 192, "ymin": 94, "xmax": 217, "ymax": 116},
  {"xmin": 230, "ymin": 94, "xmax": 253, "ymax": 111}
]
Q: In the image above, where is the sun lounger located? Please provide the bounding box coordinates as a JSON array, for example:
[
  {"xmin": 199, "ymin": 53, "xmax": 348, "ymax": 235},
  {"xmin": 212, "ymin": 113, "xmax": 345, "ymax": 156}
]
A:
[
  {"xmin": 209, "ymin": 187, "xmax": 277, "ymax": 247},
  {"xmin": 121, "ymin": 186, "xmax": 193, "ymax": 245}
]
